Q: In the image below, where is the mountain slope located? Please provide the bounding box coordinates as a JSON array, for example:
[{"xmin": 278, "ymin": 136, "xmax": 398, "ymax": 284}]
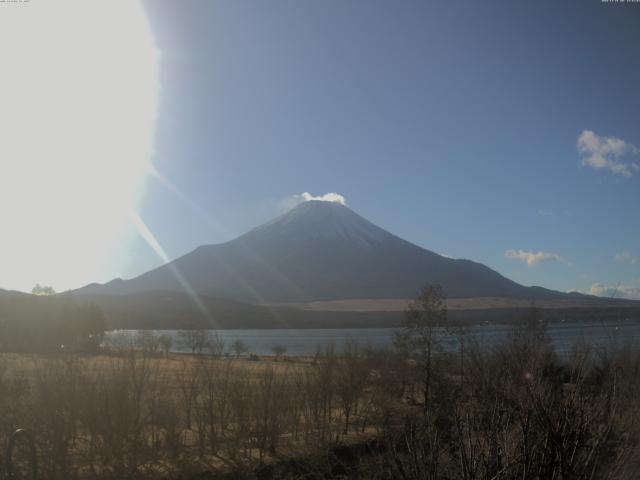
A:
[{"xmin": 76, "ymin": 201, "xmax": 576, "ymax": 303}]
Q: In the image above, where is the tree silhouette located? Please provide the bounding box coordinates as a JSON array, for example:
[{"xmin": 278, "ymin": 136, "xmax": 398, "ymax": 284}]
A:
[{"xmin": 396, "ymin": 284, "xmax": 447, "ymax": 414}]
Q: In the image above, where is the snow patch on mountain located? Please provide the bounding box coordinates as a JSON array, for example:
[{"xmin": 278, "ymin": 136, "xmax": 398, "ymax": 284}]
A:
[{"xmin": 247, "ymin": 200, "xmax": 392, "ymax": 249}]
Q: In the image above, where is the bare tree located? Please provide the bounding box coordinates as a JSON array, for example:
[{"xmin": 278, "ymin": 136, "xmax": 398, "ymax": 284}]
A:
[
  {"xmin": 396, "ymin": 284, "xmax": 447, "ymax": 414},
  {"xmin": 135, "ymin": 330, "xmax": 160, "ymax": 355},
  {"xmin": 205, "ymin": 332, "xmax": 225, "ymax": 357},
  {"xmin": 231, "ymin": 339, "xmax": 249, "ymax": 358},
  {"xmin": 178, "ymin": 329, "xmax": 210, "ymax": 355},
  {"xmin": 158, "ymin": 334, "xmax": 172, "ymax": 357},
  {"xmin": 31, "ymin": 284, "xmax": 56, "ymax": 295},
  {"xmin": 336, "ymin": 340, "xmax": 369, "ymax": 434},
  {"xmin": 271, "ymin": 344, "xmax": 287, "ymax": 361}
]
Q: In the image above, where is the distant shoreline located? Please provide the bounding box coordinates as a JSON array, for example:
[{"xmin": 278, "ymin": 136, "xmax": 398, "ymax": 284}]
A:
[{"xmin": 105, "ymin": 305, "xmax": 640, "ymax": 330}]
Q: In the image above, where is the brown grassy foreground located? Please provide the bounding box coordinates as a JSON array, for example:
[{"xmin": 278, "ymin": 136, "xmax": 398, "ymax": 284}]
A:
[
  {"xmin": 0, "ymin": 345, "xmax": 398, "ymax": 479},
  {"xmin": 2, "ymin": 323, "xmax": 640, "ymax": 479}
]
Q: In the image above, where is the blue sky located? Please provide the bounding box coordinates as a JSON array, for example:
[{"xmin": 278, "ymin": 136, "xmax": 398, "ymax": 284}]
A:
[
  {"xmin": 123, "ymin": 0, "xmax": 640, "ymax": 299},
  {"xmin": 125, "ymin": 0, "xmax": 640, "ymax": 296},
  {"xmin": 4, "ymin": 1, "xmax": 635, "ymax": 297}
]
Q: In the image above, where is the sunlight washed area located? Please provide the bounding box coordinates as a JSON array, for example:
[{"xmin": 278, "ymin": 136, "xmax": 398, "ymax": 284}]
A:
[{"xmin": 0, "ymin": 1, "xmax": 159, "ymax": 291}]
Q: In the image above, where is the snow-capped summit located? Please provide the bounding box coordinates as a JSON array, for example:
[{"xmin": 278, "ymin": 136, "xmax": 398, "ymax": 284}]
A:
[{"xmin": 246, "ymin": 200, "xmax": 394, "ymax": 249}]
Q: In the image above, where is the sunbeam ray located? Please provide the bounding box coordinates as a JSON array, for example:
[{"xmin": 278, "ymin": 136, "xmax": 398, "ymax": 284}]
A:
[
  {"xmin": 147, "ymin": 167, "xmax": 310, "ymax": 327},
  {"xmin": 128, "ymin": 210, "xmax": 217, "ymax": 327}
]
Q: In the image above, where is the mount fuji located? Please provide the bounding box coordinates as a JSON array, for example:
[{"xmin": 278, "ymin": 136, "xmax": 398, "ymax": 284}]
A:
[{"xmin": 76, "ymin": 200, "xmax": 573, "ymax": 303}]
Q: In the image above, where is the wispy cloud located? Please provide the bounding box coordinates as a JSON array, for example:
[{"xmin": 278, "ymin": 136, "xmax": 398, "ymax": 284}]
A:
[
  {"xmin": 615, "ymin": 251, "xmax": 639, "ymax": 265},
  {"xmin": 537, "ymin": 209, "xmax": 555, "ymax": 217},
  {"xmin": 278, "ymin": 192, "xmax": 347, "ymax": 212},
  {"xmin": 537, "ymin": 209, "xmax": 572, "ymax": 217},
  {"xmin": 505, "ymin": 249, "xmax": 564, "ymax": 266},
  {"xmin": 589, "ymin": 282, "xmax": 640, "ymax": 300},
  {"xmin": 577, "ymin": 130, "xmax": 640, "ymax": 178}
]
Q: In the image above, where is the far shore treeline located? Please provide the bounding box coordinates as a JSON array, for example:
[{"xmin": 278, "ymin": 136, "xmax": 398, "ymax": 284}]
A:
[{"xmin": 0, "ymin": 293, "xmax": 106, "ymax": 352}]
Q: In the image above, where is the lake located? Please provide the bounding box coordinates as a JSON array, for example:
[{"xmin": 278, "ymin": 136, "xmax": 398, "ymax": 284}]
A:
[{"xmin": 105, "ymin": 319, "xmax": 640, "ymax": 356}]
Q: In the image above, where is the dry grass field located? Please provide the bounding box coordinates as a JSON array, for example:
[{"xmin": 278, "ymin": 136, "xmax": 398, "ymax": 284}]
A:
[
  {"xmin": 0, "ymin": 351, "xmax": 312, "ymax": 379},
  {"xmin": 0, "ymin": 346, "xmax": 393, "ymax": 479}
]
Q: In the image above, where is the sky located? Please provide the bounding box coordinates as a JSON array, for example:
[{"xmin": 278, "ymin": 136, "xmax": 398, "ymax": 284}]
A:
[{"xmin": 0, "ymin": 0, "xmax": 639, "ymax": 298}]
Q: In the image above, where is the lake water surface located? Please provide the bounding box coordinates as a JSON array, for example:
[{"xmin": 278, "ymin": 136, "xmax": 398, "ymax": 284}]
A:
[{"xmin": 105, "ymin": 319, "xmax": 640, "ymax": 356}]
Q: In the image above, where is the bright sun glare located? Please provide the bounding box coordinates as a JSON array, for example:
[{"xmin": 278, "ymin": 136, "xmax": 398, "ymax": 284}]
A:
[{"xmin": 0, "ymin": 1, "xmax": 159, "ymax": 292}]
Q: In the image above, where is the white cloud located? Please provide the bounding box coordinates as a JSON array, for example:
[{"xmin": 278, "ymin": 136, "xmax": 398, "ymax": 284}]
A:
[
  {"xmin": 537, "ymin": 209, "xmax": 555, "ymax": 217},
  {"xmin": 615, "ymin": 251, "xmax": 639, "ymax": 265},
  {"xmin": 589, "ymin": 283, "xmax": 640, "ymax": 300},
  {"xmin": 505, "ymin": 249, "xmax": 564, "ymax": 266},
  {"xmin": 301, "ymin": 192, "xmax": 347, "ymax": 205},
  {"xmin": 577, "ymin": 130, "xmax": 639, "ymax": 178},
  {"xmin": 279, "ymin": 192, "xmax": 347, "ymax": 212}
]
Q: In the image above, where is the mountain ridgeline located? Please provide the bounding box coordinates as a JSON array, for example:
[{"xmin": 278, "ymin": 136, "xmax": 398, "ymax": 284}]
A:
[{"xmin": 77, "ymin": 201, "xmax": 565, "ymax": 303}]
